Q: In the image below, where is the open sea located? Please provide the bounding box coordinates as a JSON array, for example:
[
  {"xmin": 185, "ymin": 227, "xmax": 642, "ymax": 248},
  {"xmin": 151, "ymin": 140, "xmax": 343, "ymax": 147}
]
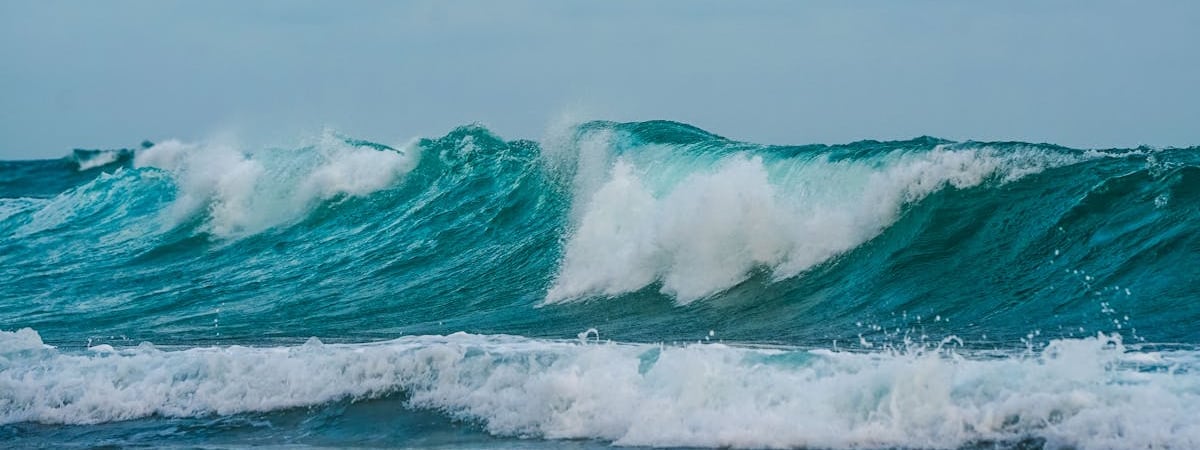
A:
[{"xmin": 2, "ymin": 120, "xmax": 1198, "ymax": 449}]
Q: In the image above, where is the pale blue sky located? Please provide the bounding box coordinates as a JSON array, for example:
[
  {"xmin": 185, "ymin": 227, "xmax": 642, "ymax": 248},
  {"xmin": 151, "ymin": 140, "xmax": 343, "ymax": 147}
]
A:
[{"xmin": 2, "ymin": 0, "xmax": 1198, "ymax": 159}]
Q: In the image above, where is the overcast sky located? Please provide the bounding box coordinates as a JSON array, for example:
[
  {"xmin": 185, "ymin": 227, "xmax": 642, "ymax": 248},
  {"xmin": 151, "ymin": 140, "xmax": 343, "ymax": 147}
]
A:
[{"xmin": 1, "ymin": 0, "xmax": 1198, "ymax": 159}]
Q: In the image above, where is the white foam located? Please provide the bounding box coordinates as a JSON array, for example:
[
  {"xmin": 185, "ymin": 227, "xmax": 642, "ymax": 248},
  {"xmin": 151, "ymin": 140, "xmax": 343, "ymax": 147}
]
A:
[
  {"xmin": 1, "ymin": 328, "xmax": 1197, "ymax": 449},
  {"xmin": 546, "ymin": 139, "xmax": 1086, "ymax": 303},
  {"xmin": 133, "ymin": 132, "xmax": 417, "ymax": 237},
  {"xmin": 75, "ymin": 151, "xmax": 123, "ymax": 171}
]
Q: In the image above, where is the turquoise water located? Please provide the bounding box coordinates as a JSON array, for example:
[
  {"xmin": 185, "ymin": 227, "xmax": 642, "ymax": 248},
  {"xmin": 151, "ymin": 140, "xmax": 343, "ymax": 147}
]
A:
[{"xmin": 2, "ymin": 121, "xmax": 1199, "ymax": 449}]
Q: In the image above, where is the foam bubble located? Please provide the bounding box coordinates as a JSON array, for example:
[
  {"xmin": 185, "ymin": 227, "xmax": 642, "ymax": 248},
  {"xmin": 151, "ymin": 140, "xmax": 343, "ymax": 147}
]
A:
[{"xmin": 1, "ymin": 329, "xmax": 1197, "ymax": 449}]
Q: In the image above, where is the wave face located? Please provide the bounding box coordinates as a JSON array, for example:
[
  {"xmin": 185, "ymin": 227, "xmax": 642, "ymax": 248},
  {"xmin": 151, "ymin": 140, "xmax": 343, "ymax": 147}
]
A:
[{"xmin": 2, "ymin": 121, "xmax": 1200, "ymax": 449}]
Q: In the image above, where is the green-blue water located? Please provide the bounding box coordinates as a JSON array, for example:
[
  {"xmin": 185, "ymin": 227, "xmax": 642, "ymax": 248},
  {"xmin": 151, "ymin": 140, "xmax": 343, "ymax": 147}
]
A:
[{"xmin": 2, "ymin": 121, "xmax": 1198, "ymax": 449}]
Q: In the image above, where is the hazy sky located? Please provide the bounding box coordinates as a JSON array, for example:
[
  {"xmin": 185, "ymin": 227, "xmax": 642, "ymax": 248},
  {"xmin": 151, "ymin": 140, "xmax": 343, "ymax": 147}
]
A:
[{"xmin": 2, "ymin": 0, "xmax": 1198, "ymax": 159}]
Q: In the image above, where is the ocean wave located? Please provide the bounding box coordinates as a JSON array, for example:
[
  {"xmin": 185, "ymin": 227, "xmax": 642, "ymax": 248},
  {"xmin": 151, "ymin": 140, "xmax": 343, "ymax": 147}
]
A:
[
  {"xmin": 545, "ymin": 127, "xmax": 1096, "ymax": 303},
  {"xmin": 2, "ymin": 121, "xmax": 1199, "ymax": 347},
  {"xmin": 133, "ymin": 132, "xmax": 416, "ymax": 237},
  {"xmin": 1, "ymin": 328, "xmax": 1197, "ymax": 449},
  {"xmin": 68, "ymin": 141, "xmax": 153, "ymax": 172},
  {"xmin": 70, "ymin": 148, "xmax": 136, "ymax": 172},
  {"xmin": 5, "ymin": 122, "xmax": 1200, "ymax": 448}
]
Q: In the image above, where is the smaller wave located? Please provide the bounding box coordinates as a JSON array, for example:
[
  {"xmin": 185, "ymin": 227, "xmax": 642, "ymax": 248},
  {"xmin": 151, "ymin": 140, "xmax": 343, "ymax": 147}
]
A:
[
  {"xmin": 134, "ymin": 132, "xmax": 416, "ymax": 237},
  {"xmin": 69, "ymin": 141, "xmax": 152, "ymax": 171},
  {"xmin": 1, "ymin": 328, "xmax": 1196, "ymax": 449}
]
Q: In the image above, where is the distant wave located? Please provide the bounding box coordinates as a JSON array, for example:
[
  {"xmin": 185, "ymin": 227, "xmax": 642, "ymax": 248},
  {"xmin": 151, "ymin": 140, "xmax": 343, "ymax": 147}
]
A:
[{"xmin": 68, "ymin": 141, "xmax": 153, "ymax": 171}]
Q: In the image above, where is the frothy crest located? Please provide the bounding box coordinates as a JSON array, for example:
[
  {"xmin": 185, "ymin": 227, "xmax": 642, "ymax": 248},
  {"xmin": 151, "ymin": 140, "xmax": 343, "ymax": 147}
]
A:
[
  {"xmin": 1, "ymin": 328, "xmax": 1196, "ymax": 449},
  {"xmin": 134, "ymin": 132, "xmax": 416, "ymax": 237}
]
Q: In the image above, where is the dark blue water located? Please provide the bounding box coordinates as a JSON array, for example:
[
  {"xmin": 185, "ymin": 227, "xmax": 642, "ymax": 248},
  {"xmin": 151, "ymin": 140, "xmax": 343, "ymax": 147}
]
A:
[{"xmin": 2, "ymin": 121, "xmax": 1198, "ymax": 449}]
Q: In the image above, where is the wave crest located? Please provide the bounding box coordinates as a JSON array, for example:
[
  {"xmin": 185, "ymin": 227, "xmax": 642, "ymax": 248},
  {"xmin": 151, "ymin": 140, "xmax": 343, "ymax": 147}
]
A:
[
  {"xmin": 134, "ymin": 132, "xmax": 416, "ymax": 237},
  {"xmin": 546, "ymin": 127, "xmax": 1090, "ymax": 303}
]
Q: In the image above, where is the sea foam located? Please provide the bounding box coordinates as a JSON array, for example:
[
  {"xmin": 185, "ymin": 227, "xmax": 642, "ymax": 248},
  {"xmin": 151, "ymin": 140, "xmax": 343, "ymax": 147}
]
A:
[{"xmin": 1, "ymin": 328, "xmax": 1196, "ymax": 449}]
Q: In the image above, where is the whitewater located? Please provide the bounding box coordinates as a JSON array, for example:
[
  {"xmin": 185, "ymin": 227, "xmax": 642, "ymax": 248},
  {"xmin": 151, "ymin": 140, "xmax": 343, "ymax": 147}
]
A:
[{"xmin": 2, "ymin": 120, "xmax": 1199, "ymax": 449}]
